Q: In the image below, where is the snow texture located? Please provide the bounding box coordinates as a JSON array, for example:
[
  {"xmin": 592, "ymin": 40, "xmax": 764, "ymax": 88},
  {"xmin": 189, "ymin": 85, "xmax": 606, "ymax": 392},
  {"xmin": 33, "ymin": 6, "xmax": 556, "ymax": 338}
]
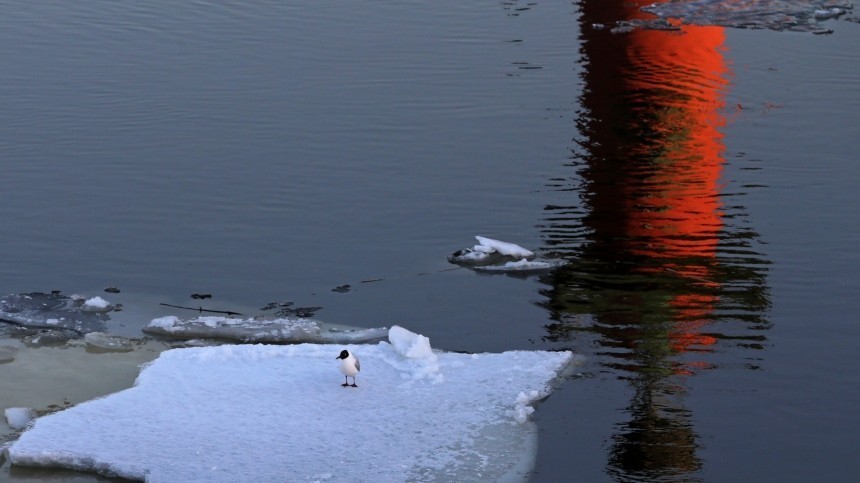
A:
[
  {"xmin": 474, "ymin": 236, "xmax": 535, "ymax": 258},
  {"xmin": 4, "ymin": 408, "xmax": 33, "ymax": 431},
  {"xmin": 8, "ymin": 326, "xmax": 572, "ymax": 482},
  {"xmin": 143, "ymin": 315, "xmax": 388, "ymax": 344},
  {"xmin": 82, "ymin": 296, "xmax": 111, "ymax": 312}
]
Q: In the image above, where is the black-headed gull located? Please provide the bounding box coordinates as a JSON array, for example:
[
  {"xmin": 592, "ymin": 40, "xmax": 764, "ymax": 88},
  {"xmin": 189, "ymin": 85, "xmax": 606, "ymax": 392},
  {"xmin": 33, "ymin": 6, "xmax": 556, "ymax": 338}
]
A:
[{"xmin": 336, "ymin": 349, "xmax": 360, "ymax": 387}]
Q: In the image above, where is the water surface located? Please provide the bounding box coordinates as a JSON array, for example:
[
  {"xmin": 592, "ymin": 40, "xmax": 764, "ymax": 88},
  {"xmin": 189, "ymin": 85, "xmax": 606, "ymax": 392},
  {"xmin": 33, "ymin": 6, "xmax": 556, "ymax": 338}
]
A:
[{"xmin": 1, "ymin": 1, "xmax": 858, "ymax": 481}]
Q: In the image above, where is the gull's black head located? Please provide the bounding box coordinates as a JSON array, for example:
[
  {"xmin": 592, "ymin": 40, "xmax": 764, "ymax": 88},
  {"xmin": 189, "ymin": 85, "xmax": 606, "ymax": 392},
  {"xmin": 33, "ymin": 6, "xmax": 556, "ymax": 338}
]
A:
[{"xmin": 337, "ymin": 349, "xmax": 349, "ymax": 360}]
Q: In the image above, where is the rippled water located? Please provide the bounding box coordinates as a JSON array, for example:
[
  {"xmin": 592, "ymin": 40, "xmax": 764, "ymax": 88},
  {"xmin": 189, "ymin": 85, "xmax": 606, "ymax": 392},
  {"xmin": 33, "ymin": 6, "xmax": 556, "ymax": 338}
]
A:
[{"xmin": 1, "ymin": 1, "xmax": 859, "ymax": 481}]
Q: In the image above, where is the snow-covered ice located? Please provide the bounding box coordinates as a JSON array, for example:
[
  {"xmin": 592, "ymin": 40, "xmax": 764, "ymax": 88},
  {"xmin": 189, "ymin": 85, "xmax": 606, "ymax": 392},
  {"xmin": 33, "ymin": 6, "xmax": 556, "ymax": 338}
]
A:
[
  {"xmin": 448, "ymin": 236, "xmax": 565, "ymax": 274},
  {"xmin": 143, "ymin": 315, "xmax": 388, "ymax": 344},
  {"xmin": 448, "ymin": 236, "xmax": 535, "ymax": 266},
  {"xmin": 474, "ymin": 236, "xmax": 535, "ymax": 258},
  {"xmin": 82, "ymin": 296, "xmax": 111, "ymax": 312},
  {"xmin": 7, "ymin": 326, "xmax": 572, "ymax": 482}
]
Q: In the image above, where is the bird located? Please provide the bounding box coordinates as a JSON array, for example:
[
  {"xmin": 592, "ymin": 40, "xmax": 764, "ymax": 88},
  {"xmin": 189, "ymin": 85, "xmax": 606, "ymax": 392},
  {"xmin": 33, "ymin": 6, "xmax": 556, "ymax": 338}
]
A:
[{"xmin": 336, "ymin": 349, "xmax": 360, "ymax": 387}]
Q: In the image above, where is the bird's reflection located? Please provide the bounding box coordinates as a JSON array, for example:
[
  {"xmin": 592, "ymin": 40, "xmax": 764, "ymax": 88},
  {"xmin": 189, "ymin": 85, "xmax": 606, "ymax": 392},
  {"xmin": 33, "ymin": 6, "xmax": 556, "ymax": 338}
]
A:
[{"xmin": 538, "ymin": 1, "xmax": 771, "ymax": 480}]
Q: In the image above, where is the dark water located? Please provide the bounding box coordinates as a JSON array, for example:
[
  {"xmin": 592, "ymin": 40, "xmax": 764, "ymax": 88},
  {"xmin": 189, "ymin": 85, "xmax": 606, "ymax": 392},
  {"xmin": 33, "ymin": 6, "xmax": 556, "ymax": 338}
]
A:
[{"xmin": 1, "ymin": 1, "xmax": 858, "ymax": 481}]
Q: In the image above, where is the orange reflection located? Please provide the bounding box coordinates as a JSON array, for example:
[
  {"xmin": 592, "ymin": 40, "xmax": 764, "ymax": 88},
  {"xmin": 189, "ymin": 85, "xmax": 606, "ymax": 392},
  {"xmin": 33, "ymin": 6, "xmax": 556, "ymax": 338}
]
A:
[
  {"xmin": 559, "ymin": 2, "xmax": 733, "ymax": 479},
  {"xmin": 575, "ymin": 1, "xmax": 730, "ymax": 361}
]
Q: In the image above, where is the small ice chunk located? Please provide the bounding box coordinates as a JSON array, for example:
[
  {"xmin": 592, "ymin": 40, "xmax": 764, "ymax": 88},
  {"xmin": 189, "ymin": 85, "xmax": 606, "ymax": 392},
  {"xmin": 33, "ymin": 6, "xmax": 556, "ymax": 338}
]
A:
[
  {"xmin": 389, "ymin": 325, "xmax": 434, "ymax": 360},
  {"xmin": 510, "ymin": 390, "xmax": 542, "ymax": 424},
  {"xmin": 475, "ymin": 236, "xmax": 535, "ymax": 258},
  {"xmin": 148, "ymin": 316, "xmax": 181, "ymax": 331},
  {"xmin": 82, "ymin": 297, "xmax": 111, "ymax": 313},
  {"xmin": 387, "ymin": 326, "xmax": 442, "ymax": 383},
  {"xmin": 5, "ymin": 407, "xmax": 34, "ymax": 430}
]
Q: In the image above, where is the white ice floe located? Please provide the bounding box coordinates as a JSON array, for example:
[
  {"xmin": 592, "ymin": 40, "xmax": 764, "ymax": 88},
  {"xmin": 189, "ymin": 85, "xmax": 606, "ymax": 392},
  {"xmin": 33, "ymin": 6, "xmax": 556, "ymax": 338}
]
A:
[
  {"xmin": 4, "ymin": 407, "xmax": 33, "ymax": 431},
  {"xmin": 8, "ymin": 326, "xmax": 572, "ymax": 482},
  {"xmin": 474, "ymin": 236, "xmax": 535, "ymax": 258},
  {"xmin": 448, "ymin": 236, "xmax": 536, "ymax": 265},
  {"xmin": 143, "ymin": 315, "xmax": 388, "ymax": 344}
]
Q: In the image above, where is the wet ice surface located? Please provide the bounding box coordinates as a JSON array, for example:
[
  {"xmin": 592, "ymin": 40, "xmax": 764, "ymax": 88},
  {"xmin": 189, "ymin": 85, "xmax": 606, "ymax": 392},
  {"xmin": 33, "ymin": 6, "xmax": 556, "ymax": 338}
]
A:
[
  {"xmin": 7, "ymin": 326, "xmax": 573, "ymax": 482},
  {"xmin": 636, "ymin": 0, "xmax": 855, "ymax": 34},
  {"xmin": 0, "ymin": 293, "xmax": 111, "ymax": 336},
  {"xmin": 143, "ymin": 315, "xmax": 389, "ymax": 344}
]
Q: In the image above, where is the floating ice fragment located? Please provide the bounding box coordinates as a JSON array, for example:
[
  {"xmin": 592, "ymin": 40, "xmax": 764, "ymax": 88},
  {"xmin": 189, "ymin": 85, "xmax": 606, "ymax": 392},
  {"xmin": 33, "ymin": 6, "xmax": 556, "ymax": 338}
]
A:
[
  {"xmin": 449, "ymin": 235, "xmax": 535, "ymax": 266},
  {"xmin": 5, "ymin": 407, "xmax": 33, "ymax": 430},
  {"xmin": 9, "ymin": 327, "xmax": 572, "ymax": 481},
  {"xmin": 475, "ymin": 236, "xmax": 534, "ymax": 258},
  {"xmin": 82, "ymin": 297, "xmax": 111, "ymax": 312},
  {"xmin": 143, "ymin": 315, "xmax": 388, "ymax": 344}
]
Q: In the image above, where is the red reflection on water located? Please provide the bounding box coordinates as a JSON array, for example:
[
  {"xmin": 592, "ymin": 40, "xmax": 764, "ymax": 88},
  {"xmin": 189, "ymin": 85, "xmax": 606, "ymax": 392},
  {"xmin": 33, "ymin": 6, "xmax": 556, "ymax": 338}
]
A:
[{"xmin": 577, "ymin": 1, "xmax": 730, "ymax": 360}]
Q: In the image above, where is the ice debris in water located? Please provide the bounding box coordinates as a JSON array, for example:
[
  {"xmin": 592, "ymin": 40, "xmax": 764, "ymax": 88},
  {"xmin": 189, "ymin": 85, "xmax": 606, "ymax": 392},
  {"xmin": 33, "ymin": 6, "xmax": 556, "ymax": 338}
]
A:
[
  {"xmin": 82, "ymin": 296, "xmax": 111, "ymax": 312},
  {"xmin": 0, "ymin": 292, "xmax": 110, "ymax": 335},
  {"xmin": 638, "ymin": 0, "xmax": 855, "ymax": 34},
  {"xmin": 8, "ymin": 326, "xmax": 573, "ymax": 482},
  {"xmin": 449, "ymin": 236, "xmax": 564, "ymax": 273},
  {"xmin": 474, "ymin": 236, "xmax": 535, "ymax": 258},
  {"xmin": 449, "ymin": 235, "xmax": 535, "ymax": 265},
  {"xmin": 5, "ymin": 408, "xmax": 34, "ymax": 431},
  {"xmin": 143, "ymin": 315, "xmax": 388, "ymax": 344}
]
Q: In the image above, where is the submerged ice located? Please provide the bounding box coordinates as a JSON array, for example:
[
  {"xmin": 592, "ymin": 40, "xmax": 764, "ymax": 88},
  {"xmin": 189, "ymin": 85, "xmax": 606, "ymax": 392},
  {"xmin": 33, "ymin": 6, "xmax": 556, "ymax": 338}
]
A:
[{"xmin": 7, "ymin": 326, "xmax": 572, "ymax": 482}]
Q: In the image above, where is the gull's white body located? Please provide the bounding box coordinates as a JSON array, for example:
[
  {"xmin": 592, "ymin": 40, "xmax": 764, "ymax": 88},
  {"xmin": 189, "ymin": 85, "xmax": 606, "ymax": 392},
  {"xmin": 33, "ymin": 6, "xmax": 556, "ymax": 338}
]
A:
[{"xmin": 337, "ymin": 349, "xmax": 360, "ymax": 387}]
